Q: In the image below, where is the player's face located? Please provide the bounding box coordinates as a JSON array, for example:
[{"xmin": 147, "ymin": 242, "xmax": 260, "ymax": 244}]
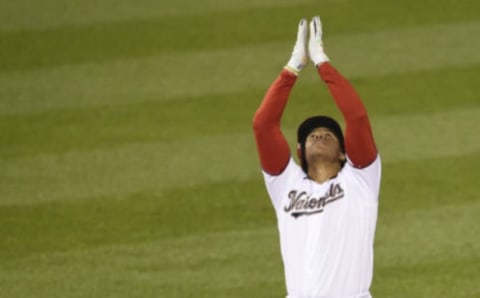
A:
[{"xmin": 304, "ymin": 127, "xmax": 345, "ymax": 163}]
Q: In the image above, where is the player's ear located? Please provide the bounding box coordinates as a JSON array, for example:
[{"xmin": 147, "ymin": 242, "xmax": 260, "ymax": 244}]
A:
[
  {"xmin": 297, "ymin": 143, "xmax": 302, "ymax": 161},
  {"xmin": 339, "ymin": 151, "xmax": 346, "ymax": 163}
]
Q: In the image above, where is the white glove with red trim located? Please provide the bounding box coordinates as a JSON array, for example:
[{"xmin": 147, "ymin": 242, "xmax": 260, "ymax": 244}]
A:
[
  {"xmin": 308, "ymin": 16, "xmax": 329, "ymax": 66},
  {"xmin": 284, "ymin": 18, "xmax": 308, "ymax": 76}
]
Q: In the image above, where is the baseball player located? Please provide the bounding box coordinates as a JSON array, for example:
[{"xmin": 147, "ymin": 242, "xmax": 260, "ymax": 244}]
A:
[{"xmin": 252, "ymin": 16, "xmax": 381, "ymax": 298}]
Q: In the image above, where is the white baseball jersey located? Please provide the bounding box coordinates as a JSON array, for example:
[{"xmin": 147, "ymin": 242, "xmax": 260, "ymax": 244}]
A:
[{"xmin": 262, "ymin": 156, "xmax": 381, "ymax": 298}]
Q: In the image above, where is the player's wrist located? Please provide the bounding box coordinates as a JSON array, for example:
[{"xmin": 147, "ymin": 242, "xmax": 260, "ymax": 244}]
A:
[
  {"xmin": 284, "ymin": 65, "xmax": 300, "ymax": 76},
  {"xmin": 285, "ymin": 57, "xmax": 306, "ymax": 76},
  {"xmin": 311, "ymin": 51, "xmax": 329, "ymax": 67}
]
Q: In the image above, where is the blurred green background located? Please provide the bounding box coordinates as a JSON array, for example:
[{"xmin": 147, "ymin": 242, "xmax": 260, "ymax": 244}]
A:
[{"xmin": 1, "ymin": 0, "xmax": 479, "ymax": 297}]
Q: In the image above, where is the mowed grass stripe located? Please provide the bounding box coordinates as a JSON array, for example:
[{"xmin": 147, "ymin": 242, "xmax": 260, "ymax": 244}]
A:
[
  {"xmin": 374, "ymin": 108, "xmax": 480, "ymax": 161},
  {"xmin": 0, "ymin": 88, "xmax": 265, "ymax": 159},
  {"xmin": 0, "ymin": 3, "xmax": 350, "ymax": 71},
  {"xmin": 375, "ymin": 201, "xmax": 480, "ymax": 266},
  {"xmin": 373, "ymin": 201, "xmax": 480, "ymax": 297},
  {"xmin": 1, "ymin": 1, "xmax": 479, "ymax": 71},
  {"xmin": 1, "ymin": 107, "xmax": 479, "ymax": 205},
  {"xmin": 1, "ymin": 199, "xmax": 478, "ymax": 297},
  {"xmin": 1, "ymin": 152, "xmax": 477, "ymax": 261},
  {"xmin": 373, "ymin": 259, "xmax": 479, "ymax": 298},
  {"xmin": 0, "ymin": 0, "xmax": 317, "ymax": 30},
  {"xmin": 0, "ymin": 132, "xmax": 261, "ymax": 205},
  {"xmin": 1, "ymin": 63, "xmax": 479, "ymax": 159},
  {"xmin": 378, "ymin": 153, "xmax": 478, "ymax": 215},
  {"xmin": 0, "ymin": 178, "xmax": 272, "ymax": 260},
  {"xmin": 1, "ymin": 21, "xmax": 479, "ymax": 115},
  {"xmin": 1, "ymin": 0, "xmax": 477, "ymax": 31},
  {"xmin": 0, "ymin": 227, "xmax": 285, "ymax": 297}
]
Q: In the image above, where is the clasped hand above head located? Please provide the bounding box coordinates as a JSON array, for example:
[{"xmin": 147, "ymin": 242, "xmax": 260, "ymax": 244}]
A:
[{"xmin": 285, "ymin": 16, "xmax": 330, "ymax": 76}]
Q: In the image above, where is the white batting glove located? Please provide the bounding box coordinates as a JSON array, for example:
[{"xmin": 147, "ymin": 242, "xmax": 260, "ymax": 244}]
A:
[
  {"xmin": 284, "ymin": 18, "xmax": 308, "ymax": 76},
  {"xmin": 308, "ymin": 16, "xmax": 329, "ymax": 66}
]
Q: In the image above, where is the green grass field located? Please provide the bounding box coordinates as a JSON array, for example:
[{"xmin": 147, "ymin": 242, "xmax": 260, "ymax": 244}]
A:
[{"xmin": 1, "ymin": 0, "xmax": 479, "ymax": 297}]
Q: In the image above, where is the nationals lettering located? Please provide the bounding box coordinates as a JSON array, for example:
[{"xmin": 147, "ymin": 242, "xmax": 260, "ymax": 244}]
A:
[{"xmin": 284, "ymin": 183, "xmax": 344, "ymax": 218}]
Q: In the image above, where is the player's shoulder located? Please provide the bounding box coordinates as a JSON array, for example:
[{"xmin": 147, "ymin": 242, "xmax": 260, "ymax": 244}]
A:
[
  {"xmin": 263, "ymin": 157, "xmax": 306, "ymax": 183},
  {"xmin": 339, "ymin": 154, "xmax": 382, "ymax": 192}
]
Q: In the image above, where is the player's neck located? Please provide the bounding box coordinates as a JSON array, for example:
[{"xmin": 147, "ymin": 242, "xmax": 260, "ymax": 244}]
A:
[{"xmin": 307, "ymin": 161, "xmax": 341, "ymax": 183}]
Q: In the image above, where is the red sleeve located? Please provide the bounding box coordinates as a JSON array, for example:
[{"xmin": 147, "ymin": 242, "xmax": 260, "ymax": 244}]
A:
[
  {"xmin": 252, "ymin": 70, "xmax": 296, "ymax": 175},
  {"xmin": 318, "ymin": 62, "xmax": 377, "ymax": 168}
]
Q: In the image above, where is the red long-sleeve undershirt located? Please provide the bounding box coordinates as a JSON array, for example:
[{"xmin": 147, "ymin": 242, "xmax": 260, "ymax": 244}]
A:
[{"xmin": 252, "ymin": 62, "xmax": 377, "ymax": 175}]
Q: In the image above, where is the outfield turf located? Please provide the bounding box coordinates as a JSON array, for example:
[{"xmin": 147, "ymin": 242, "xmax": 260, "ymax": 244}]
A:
[{"xmin": 1, "ymin": 0, "xmax": 479, "ymax": 297}]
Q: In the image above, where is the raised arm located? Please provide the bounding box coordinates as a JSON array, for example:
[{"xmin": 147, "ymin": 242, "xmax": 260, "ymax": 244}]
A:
[
  {"xmin": 308, "ymin": 16, "xmax": 377, "ymax": 168},
  {"xmin": 252, "ymin": 19, "xmax": 308, "ymax": 175},
  {"xmin": 318, "ymin": 63, "xmax": 377, "ymax": 168},
  {"xmin": 252, "ymin": 71, "xmax": 296, "ymax": 175}
]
